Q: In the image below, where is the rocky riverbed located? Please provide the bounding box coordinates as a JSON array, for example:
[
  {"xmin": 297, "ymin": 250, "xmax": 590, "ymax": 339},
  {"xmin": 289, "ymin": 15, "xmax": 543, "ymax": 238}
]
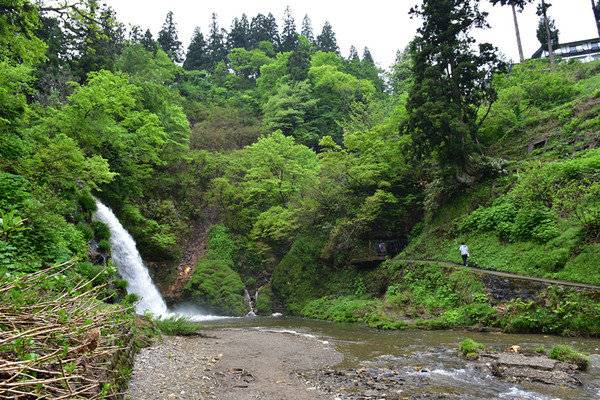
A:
[
  {"xmin": 129, "ymin": 321, "xmax": 600, "ymax": 400},
  {"xmin": 129, "ymin": 328, "xmax": 341, "ymax": 400}
]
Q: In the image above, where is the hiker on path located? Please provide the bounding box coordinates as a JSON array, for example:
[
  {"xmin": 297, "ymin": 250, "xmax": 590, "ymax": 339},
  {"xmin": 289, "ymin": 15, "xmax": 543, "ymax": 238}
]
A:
[{"xmin": 459, "ymin": 243, "xmax": 469, "ymax": 266}]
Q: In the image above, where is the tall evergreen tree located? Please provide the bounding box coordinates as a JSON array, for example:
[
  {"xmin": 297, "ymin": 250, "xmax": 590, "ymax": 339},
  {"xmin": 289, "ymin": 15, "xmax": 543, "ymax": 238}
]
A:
[
  {"xmin": 407, "ymin": 0, "xmax": 505, "ymax": 172},
  {"xmin": 536, "ymin": 2, "xmax": 559, "ymax": 57},
  {"xmin": 280, "ymin": 6, "xmax": 298, "ymax": 52},
  {"xmin": 300, "ymin": 15, "xmax": 314, "ymax": 43},
  {"xmin": 288, "ymin": 36, "xmax": 312, "ymax": 81},
  {"xmin": 362, "ymin": 47, "xmax": 374, "ymax": 64},
  {"xmin": 265, "ymin": 13, "xmax": 280, "ymax": 48},
  {"xmin": 249, "ymin": 13, "xmax": 279, "ymax": 49},
  {"xmin": 140, "ymin": 29, "xmax": 157, "ymax": 53},
  {"xmin": 129, "ymin": 25, "xmax": 143, "ymax": 43},
  {"xmin": 207, "ymin": 13, "xmax": 228, "ymax": 70},
  {"xmin": 74, "ymin": 1, "xmax": 125, "ymax": 81},
  {"xmin": 157, "ymin": 11, "xmax": 182, "ymax": 62},
  {"xmin": 184, "ymin": 27, "xmax": 210, "ymax": 70},
  {"xmin": 227, "ymin": 14, "xmax": 250, "ymax": 49},
  {"xmin": 348, "ymin": 45, "xmax": 359, "ymax": 61},
  {"xmin": 316, "ymin": 21, "xmax": 338, "ymax": 53}
]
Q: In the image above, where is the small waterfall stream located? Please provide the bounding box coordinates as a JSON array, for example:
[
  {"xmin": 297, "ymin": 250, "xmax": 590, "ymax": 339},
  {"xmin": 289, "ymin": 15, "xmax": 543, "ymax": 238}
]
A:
[{"xmin": 93, "ymin": 200, "xmax": 225, "ymax": 320}]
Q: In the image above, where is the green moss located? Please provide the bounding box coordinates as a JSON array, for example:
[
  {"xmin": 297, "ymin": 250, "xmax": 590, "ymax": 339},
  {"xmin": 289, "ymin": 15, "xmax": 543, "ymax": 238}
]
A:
[
  {"xmin": 271, "ymin": 236, "xmax": 322, "ymax": 312},
  {"xmin": 549, "ymin": 345, "xmax": 590, "ymax": 371},
  {"xmin": 184, "ymin": 225, "xmax": 247, "ymax": 316},
  {"xmin": 300, "ymin": 296, "xmax": 406, "ymax": 330},
  {"xmin": 255, "ymin": 286, "xmax": 273, "ymax": 315},
  {"xmin": 459, "ymin": 338, "xmax": 485, "ymax": 360}
]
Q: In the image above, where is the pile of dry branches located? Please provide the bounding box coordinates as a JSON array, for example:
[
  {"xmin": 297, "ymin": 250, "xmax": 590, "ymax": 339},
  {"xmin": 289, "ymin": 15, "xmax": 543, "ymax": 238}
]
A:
[{"xmin": 0, "ymin": 262, "xmax": 134, "ymax": 399}]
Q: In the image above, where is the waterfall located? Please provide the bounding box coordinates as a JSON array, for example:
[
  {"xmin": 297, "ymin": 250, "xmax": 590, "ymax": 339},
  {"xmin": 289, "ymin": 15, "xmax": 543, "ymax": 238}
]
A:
[
  {"xmin": 93, "ymin": 201, "xmax": 168, "ymax": 315},
  {"xmin": 93, "ymin": 199, "xmax": 233, "ymax": 321}
]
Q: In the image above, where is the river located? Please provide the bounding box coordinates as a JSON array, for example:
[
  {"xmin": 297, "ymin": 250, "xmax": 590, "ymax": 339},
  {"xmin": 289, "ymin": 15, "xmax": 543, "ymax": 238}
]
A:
[
  {"xmin": 95, "ymin": 199, "xmax": 600, "ymax": 399},
  {"xmin": 199, "ymin": 317, "xmax": 600, "ymax": 399}
]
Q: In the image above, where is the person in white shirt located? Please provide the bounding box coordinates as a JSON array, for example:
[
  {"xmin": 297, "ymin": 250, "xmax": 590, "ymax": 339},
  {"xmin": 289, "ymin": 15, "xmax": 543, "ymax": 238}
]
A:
[{"xmin": 459, "ymin": 243, "xmax": 469, "ymax": 266}]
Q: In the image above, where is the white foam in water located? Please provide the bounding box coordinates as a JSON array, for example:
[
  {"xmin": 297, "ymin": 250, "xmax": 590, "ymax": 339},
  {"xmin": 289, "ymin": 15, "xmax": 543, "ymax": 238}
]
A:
[
  {"xmin": 93, "ymin": 200, "xmax": 227, "ymax": 321},
  {"xmin": 498, "ymin": 387, "xmax": 554, "ymax": 400},
  {"xmin": 255, "ymin": 328, "xmax": 330, "ymax": 344}
]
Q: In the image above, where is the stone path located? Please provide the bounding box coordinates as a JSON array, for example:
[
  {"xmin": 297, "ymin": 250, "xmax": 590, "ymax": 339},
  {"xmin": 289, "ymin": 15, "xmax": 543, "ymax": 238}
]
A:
[{"xmin": 396, "ymin": 259, "xmax": 600, "ymax": 291}]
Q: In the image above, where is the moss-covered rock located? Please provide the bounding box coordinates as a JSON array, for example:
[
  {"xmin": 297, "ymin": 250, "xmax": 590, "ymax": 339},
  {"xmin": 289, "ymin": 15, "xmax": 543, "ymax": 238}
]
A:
[{"xmin": 184, "ymin": 225, "xmax": 247, "ymax": 316}]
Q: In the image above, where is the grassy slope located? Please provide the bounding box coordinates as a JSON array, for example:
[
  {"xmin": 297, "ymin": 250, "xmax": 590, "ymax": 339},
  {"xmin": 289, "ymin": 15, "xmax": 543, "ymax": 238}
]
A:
[{"xmin": 402, "ymin": 62, "xmax": 600, "ymax": 285}]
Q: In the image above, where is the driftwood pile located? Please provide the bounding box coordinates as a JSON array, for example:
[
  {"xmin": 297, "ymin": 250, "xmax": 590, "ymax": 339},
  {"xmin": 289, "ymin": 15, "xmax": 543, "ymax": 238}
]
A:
[{"xmin": 0, "ymin": 262, "xmax": 134, "ymax": 399}]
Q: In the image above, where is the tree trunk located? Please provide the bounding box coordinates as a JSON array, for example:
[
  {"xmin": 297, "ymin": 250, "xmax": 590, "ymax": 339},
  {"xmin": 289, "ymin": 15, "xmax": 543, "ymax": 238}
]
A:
[
  {"xmin": 593, "ymin": 0, "xmax": 600, "ymax": 38},
  {"xmin": 541, "ymin": 0, "xmax": 555, "ymax": 65},
  {"xmin": 512, "ymin": 5, "xmax": 525, "ymax": 62}
]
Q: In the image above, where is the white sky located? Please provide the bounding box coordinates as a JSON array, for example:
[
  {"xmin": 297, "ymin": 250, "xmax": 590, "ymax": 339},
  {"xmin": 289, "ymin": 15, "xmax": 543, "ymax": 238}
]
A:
[{"xmin": 106, "ymin": 0, "xmax": 599, "ymax": 69}]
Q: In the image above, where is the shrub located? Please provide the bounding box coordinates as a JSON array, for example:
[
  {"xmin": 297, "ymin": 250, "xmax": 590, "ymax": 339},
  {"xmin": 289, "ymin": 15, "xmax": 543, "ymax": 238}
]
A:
[
  {"xmin": 549, "ymin": 345, "xmax": 590, "ymax": 371},
  {"xmin": 154, "ymin": 316, "xmax": 202, "ymax": 336},
  {"xmin": 459, "ymin": 338, "xmax": 485, "ymax": 360},
  {"xmin": 92, "ymin": 221, "xmax": 111, "ymax": 241}
]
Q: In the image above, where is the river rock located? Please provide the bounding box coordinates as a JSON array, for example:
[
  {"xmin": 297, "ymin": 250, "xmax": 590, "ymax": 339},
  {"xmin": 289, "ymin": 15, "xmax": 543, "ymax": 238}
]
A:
[{"xmin": 480, "ymin": 352, "xmax": 582, "ymax": 387}]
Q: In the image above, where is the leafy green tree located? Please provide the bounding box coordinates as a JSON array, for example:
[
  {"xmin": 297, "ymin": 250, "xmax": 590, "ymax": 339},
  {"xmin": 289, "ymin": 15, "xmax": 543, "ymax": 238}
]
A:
[
  {"xmin": 300, "ymin": 15, "xmax": 315, "ymax": 43},
  {"xmin": 227, "ymin": 14, "xmax": 250, "ymax": 50},
  {"xmin": 158, "ymin": 11, "xmax": 183, "ymax": 62},
  {"xmin": 536, "ymin": 0, "xmax": 557, "ymax": 63},
  {"xmin": 228, "ymin": 47, "xmax": 272, "ymax": 87},
  {"xmin": 210, "ymin": 131, "xmax": 319, "ymax": 235},
  {"xmin": 390, "ymin": 47, "xmax": 413, "ymax": 94},
  {"xmin": 316, "ymin": 21, "xmax": 338, "ymax": 53},
  {"xmin": 0, "ymin": 0, "xmax": 47, "ymax": 64},
  {"xmin": 262, "ymin": 81, "xmax": 319, "ymax": 146},
  {"xmin": 280, "ymin": 6, "xmax": 298, "ymax": 52},
  {"xmin": 184, "ymin": 27, "xmax": 210, "ymax": 71},
  {"xmin": 407, "ymin": 0, "xmax": 505, "ymax": 171},
  {"xmin": 309, "ymin": 62, "xmax": 376, "ymax": 143},
  {"xmin": 207, "ymin": 13, "xmax": 228, "ymax": 70}
]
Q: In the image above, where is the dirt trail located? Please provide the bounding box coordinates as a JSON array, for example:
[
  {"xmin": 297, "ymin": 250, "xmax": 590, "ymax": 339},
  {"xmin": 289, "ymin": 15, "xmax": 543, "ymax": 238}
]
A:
[{"xmin": 129, "ymin": 328, "xmax": 341, "ymax": 400}]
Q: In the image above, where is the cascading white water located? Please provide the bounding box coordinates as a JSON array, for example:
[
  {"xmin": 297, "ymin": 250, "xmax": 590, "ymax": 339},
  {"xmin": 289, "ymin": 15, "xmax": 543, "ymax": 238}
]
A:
[
  {"xmin": 93, "ymin": 201, "xmax": 168, "ymax": 315},
  {"xmin": 93, "ymin": 199, "xmax": 229, "ymax": 321}
]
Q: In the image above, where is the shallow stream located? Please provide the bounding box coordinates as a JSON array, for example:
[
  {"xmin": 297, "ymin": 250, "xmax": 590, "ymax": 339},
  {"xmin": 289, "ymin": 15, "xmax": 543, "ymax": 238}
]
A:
[{"xmin": 203, "ymin": 317, "xmax": 600, "ymax": 399}]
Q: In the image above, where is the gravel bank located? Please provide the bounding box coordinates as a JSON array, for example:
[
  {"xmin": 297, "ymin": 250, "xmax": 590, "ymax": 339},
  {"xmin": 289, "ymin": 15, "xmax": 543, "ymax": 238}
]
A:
[{"xmin": 129, "ymin": 328, "xmax": 342, "ymax": 400}]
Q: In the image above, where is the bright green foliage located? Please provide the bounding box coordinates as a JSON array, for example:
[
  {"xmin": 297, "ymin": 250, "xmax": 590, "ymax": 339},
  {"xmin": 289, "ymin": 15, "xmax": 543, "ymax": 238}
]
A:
[
  {"xmin": 210, "ymin": 132, "xmax": 318, "ymax": 244},
  {"xmin": 459, "ymin": 338, "xmax": 485, "ymax": 360},
  {"xmin": 549, "ymin": 345, "xmax": 590, "ymax": 370},
  {"xmin": 153, "ymin": 316, "xmax": 202, "ymax": 336},
  {"xmin": 255, "ymin": 285, "xmax": 273, "ymax": 314},
  {"xmin": 184, "ymin": 225, "xmax": 247, "ymax": 316}
]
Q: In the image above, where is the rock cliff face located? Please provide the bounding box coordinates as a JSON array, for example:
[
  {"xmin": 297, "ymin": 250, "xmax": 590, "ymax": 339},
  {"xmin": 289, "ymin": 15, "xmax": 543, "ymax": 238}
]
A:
[{"xmin": 480, "ymin": 274, "xmax": 548, "ymax": 302}]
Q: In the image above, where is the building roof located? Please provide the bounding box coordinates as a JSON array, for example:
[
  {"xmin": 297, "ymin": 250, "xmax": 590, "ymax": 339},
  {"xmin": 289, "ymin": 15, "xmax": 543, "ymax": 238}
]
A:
[{"xmin": 531, "ymin": 37, "xmax": 600, "ymax": 59}]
